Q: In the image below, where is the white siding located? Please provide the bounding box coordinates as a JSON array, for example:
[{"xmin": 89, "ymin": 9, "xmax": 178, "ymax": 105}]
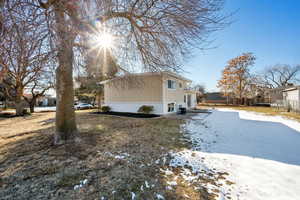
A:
[
  {"xmin": 285, "ymin": 90, "xmax": 299, "ymax": 101},
  {"xmin": 283, "ymin": 89, "xmax": 300, "ymax": 112},
  {"xmin": 104, "ymin": 102, "xmax": 164, "ymax": 114}
]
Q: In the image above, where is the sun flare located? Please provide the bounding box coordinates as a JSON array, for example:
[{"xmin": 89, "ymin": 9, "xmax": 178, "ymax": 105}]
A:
[{"xmin": 94, "ymin": 32, "xmax": 114, "ymax": 49}]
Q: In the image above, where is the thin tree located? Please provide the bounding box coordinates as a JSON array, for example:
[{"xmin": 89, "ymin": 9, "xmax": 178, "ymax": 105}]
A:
[{"xmin": 217, "ymin": 66, "xmax": 235, "ymax": 104}]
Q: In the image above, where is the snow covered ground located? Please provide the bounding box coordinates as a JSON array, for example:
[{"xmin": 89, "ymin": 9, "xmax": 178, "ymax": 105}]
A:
[
  {"xmin": 165, "ymin": 109, "xmax": 300, "ymax": 200},
  {"xmin": 2, "ymin": 106, "xmax": 56, "ymax": 113}
]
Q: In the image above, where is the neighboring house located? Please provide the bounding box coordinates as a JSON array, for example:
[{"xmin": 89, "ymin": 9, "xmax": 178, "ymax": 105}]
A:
[
  {"xmin": 100, "ymin": 72, "xmax": 197, "ymax": 114},
  {"xmin": 267, "ymin": 86, "xmax": 289, "ymax": 103},
  {"xmin": 282, "ymin": 86, "xmax": 300, "ymax": 111},
  {"xmin": 23, "ymin": 93, "xmax": 56, "ymax": 106},
  {"xmin": 203, "ymin": 92, "xmax": 228, "ymax": 104},
  {"xmin": 37, "ymin": 95, "xmax": 56, "ymax": 106}
]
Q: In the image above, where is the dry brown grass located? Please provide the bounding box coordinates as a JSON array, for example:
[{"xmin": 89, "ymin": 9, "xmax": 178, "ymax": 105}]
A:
[{"xmin": 0, "ymin": 111, "xmax": 211, "ymax": 200}]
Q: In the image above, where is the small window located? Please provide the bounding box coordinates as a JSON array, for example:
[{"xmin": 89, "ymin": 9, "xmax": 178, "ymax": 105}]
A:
[
  {"xmin": 167, "ymin": 80, "xmax": 176, "ymax": 89},
  {"xmin": 184, "ymin": 95, "xmax": 186, "ymax": 103},
  {"xmin": 168, "ymin": 103, "xmax": 175, "ymax": 112},
  {"xmin": 179, "ymin": 83, "xmax": 182, "ymax": 88}
]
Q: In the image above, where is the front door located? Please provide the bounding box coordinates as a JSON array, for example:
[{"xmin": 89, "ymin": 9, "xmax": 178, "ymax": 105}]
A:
[{"xmin": 187, "ymin": 94, "xmax": 191, "ymax": 108}]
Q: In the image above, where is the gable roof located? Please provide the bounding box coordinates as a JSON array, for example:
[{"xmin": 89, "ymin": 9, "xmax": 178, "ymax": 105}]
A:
[
  {"xmin": 99, "ymin": 71, "xmax": 191, "ymax": 84},
  {"xmin": 283, "ymin": 86, "xmax": 300, "ymax": 92}
]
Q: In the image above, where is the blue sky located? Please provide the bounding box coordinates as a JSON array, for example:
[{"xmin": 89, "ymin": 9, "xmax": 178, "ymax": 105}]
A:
[{"xmin": 183, "ymin": 0, "xmax": 300, "ymax": 91}]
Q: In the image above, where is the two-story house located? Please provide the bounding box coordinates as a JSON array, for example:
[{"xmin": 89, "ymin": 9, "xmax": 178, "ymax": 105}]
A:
[{"xmin": 100, "ymin": 72, "xmax": 197, "ymax": 114}]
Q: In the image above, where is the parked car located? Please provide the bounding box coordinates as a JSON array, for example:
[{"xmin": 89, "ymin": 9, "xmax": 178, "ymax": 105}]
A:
[{"xmin": 75, "ymin": 103, "xmax": 93, "ymax": 110}]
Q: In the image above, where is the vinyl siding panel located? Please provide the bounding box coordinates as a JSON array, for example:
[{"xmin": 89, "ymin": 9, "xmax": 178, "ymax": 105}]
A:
[{"xmin": 104, "ymin": 75, "xmax": 163, "ymax": 102}]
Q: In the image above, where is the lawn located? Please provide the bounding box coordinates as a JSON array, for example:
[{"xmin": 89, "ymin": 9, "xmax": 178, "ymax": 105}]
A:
[{"xmin": 0, "ymin": 111, "xmax": 214, "ymax": 200}]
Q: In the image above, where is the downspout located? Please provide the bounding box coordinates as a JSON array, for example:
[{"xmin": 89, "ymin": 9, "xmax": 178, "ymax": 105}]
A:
[{"xmin": 161, "ymin": 74, "xmax": 166, "ymax": 114}]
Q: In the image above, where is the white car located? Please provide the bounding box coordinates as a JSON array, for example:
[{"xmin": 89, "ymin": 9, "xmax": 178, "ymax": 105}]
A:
[{"xmin": 75, "ymin": 103, "xmax": 93, "ymax": 110}]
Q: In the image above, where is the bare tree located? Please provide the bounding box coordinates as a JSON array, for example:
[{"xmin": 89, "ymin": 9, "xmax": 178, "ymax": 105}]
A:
[
  {"xmin": 23, "ymin": 73, "xmax": 54, "ymax": 113},
  {"xmin": 0, "ymin": 2, "xmax": 53, "ymax": 115},
  {"xmin": 5, "ymin": 0, "xmax": 227, "ymax": 143},
  {"xmin": 0, "ymin": 0, "xmax": 4, "ymax": 34},
  {"xmin": 260, "ymin": 64, "xmax": 300, "ymax": 88}
]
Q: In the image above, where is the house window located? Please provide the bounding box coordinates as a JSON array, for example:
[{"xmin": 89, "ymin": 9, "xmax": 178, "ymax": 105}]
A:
[
  {"xmin": 179, "ymin": 83, "xmax": 182, "ymax": 88},
  {"xmin": 168, "ymin": 103, "xmax": 175, "ymax": 112},
  {"xmin": 167, "ymin": 80, "xmax": 176, "ymax": 89},
  {"xmin": 184, "ymin": 95, "xmax": 186, "ymax": 103}
]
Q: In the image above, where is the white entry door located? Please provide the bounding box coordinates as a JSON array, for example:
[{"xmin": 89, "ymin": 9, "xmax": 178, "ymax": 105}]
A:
[{"xmin": 187, "ymin": 94, "xmax": 191, "ymax": 108}]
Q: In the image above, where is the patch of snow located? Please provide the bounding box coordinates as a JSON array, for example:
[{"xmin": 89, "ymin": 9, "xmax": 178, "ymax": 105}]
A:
[
  {"xmin": 73, "ymin": 185, "xmax": 80, "ymax": 190},
  {"xmin": 114, "ymin": 155, "xmax": 125, "ymax": 159},
  {"xmin": 103, "ymin": 152, "xmax": 114, "ymax": 157},
  {"xmin": 139, "ymin": 164, "xmax": 145, "ymax": 168},
  {"xmin": 160, "ymin": 168, "xmax": 173, "ymax": 175},
  {"xmin": 131, "ymin": 192, "xmax": 136, "ymax": 200},
  {"xmin": 162, "ymin": 157, "xmax": 166, "ymax": 165},
  {"xmin": 167, "ymin": 109, "xmax": 300, "ymax": 200},
  {"xmin": 73, "ymin": 179, "xmax": 88, "ymax": 190},
  {"xmin": 166, "ymin": 181, "xmax": 177, "ymax": 186},
  {"xmin": 145, "ymin": 181, "xmax": 150, "ymax": 188},
  {"xmin": 102, "ymin": 152, "xmax": 130, "ymax": 160},
  {"xmin": 115, "ymin": 152, "xmax": 130, "ymax": 159},
  {"xmin": 166, "ymin": 186, "xmax": 172, "ymax": 190},
  {"xmin": 156, "ymin": 194, "xmax": 165, "ymax": 200}
]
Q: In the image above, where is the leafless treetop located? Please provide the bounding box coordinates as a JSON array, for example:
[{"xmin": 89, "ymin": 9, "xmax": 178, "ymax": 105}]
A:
[{"xmin": 260, "ymin": 64, "xmax": 300, "ymax": 88}]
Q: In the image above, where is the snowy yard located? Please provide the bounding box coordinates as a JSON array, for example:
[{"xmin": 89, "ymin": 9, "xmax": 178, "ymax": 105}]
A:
[
  {"xmin": 2, "ymin": 110, "xmax": 300, "ymax": 199},
  {"xmin": 164, "ymin": 109, "xmax": 300, "ymax": 200}
]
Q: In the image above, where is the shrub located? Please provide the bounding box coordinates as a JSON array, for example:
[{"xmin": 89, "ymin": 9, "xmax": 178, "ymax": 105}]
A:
[
  {"xmin": 138, "ymin": 105, "xmax": 154, "ymax": 114},
  {"xmin": 101, "ymin": 106, "xmax": 111, "ymax": 112},
  {"xmin": 22, "ymin": 108, "xmax": 30, "ymax": 115},
  {"xmin": 287, "ymin": 103, "xmax": 291, "ymax": 112}
]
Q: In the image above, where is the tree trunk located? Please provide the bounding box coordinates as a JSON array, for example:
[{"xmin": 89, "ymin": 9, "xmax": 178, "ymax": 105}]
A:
[
  {"xmin": 4, "ymin": 99, "xmax": 7, "ymax": 110},
  {"xmin": 15, "ymin": 86, "xmax": 24, "ymax": 116},
  {"xmin": 97, "ymin": 93, "xmax": 101, "ymax": 112},
  {"xmin": 29, "ymin": 98, "xmax": 36, "ymax": 113},
  {"xmin": 53, "ymin": 4, "xmax": 78, "ymax": 145}
]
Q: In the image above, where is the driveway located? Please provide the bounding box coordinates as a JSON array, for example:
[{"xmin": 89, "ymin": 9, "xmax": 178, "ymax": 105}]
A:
[
  {"xmin": 164, "ymin": 109, "xmax": 300, "ymax": 200},
  {"xmin": 187, "ymin": 108, "xmax": 300, "ymax": 165}
]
